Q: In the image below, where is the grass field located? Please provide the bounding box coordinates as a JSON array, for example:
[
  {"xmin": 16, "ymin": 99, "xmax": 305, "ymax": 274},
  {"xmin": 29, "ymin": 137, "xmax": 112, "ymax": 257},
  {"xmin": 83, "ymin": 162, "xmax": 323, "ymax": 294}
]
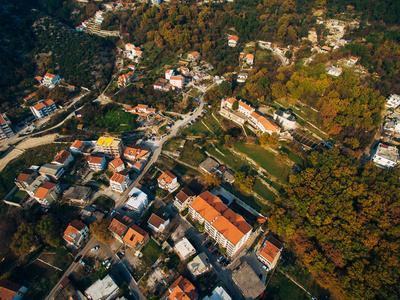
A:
[
  {"xmin": 202, "ymin": 113, "xmax": 224, "ymax": 136},
  {"xmin": 253, "ymin": 178, "xmax": 277, "ymax": 203},
  {"xmin": 179, "ymin": 142, "xmax": 207, "ymax": 166},
  {"xmin": 141, "ymin": 239, "xmax": 163, "ymax": 266},
  {"xmin": 182, "ymin": 121, "xmax": 209, "ymax": 136},
  {"xmin": 103, "ymin": 108, "xmax": 136, "ymax": 132},
  {"xmin": 188, "ymin": 88, "xmax": 202, "ymax": 98},
  {"xmin": 207, "ymin": 145, "xmax": 248, "ymax": 171},
  {"xmin": 265, "ymin": 271, "xmax": 310, "ymax": 300},
  {"xmin": 235, "ymin": 143, "xmax": 292, "ymax": 182}
]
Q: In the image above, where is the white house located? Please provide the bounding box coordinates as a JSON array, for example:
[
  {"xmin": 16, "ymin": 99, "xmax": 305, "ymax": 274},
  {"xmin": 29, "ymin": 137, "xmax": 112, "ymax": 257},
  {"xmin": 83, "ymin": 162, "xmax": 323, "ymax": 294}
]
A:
[
  {"xmin": 203, "ymin": 286, "xmax": 231, "ymax": 300},
  {"xmin": 174, "ymin": 187, "xmax": 196, "ymax": 212},
  {"xmin": 110, "ymin": 172, "xmax": 131, "ymax": 193},
  {"xmin": 237, "ymin": 73, "xmax": 248, "ymax": 83},
  {"xmin": 125, "ymin": 187, "xmax": 149, "ymax": 213},
  {"xmin": 63, "ymin": 219, "xmax": 90, "ymax": 247},
  {"xmin": 327, "ymin": 66, "xmax": 342, "ymax": 77},
  {"xmin": 147, "ymin": 212, "xmax": 170, "ymax": 232},
  {"xmin": 52, "ymin": 150, "xmax": 74, "ymax": 167},
  {"xmin": 87, "ymin": 155, "xmax": 106, "ymax": 171},
  {"xmin": 223, "ymin": 97, "xmax": 237, "ymax": 110},
  {"xmin": 165, "ymin": 69, "xmax": 175, "ymax": 80},
  {"xmin": 41, "ymin": 73, "xmax": 61, "ymax": 88},
  {"xmin": 170, "ymin": 76, "xmax": 185, "ymax": 89},
  {"xmin": 258, "ymin": 236, "xmax": 283, "ymax": 270},
  {"xmin": 158, "ymin": 171, "xmax": 180, "ymax": 192},
  {"xmin": 187, "ymin": 252, "xmax": 211, "ymax": 278},
  {"xmin": 33, "ymin": 182, "xmax": 61, "ymax": 207},
  {"xmin": 30, "ymin": 100, "xmax": 57, "ymax": 119},
  {"xmin": 371, "ymin": 143, "xmax": 399, "ymax": 169},
  {"xmin": 174, "ymin": 237, "xmax": 196, "ymax": 260},
  {"xmin": 273, "ymin": 109, "xmax": 297, "ymax": 130},
  {"xmin": 385, "ymin": 94, "xmax": 400, "ymax": 109},
  {"xmin": 70, "ymin": 140, "xmax": 84, "ymax": 153},
  {"xmin": 250, "ymin": 111, "xmax": 281, "ymax": 134},
  {"xmin": 109, "ymin": 158, "xmax": 125, "ymax": 173},
  {"xmin": 228, "ymin": 35, "xmax": 239, "ymax": 47}
]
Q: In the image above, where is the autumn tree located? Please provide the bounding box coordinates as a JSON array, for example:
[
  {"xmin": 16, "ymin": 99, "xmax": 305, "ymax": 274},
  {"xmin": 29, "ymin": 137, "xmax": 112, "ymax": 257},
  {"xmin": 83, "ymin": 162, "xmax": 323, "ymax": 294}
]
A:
[
  {"xmin": 90, "ymin": 219, "xmax": 112, "ymax": 244},
  {"xmin": 36, "ymin": 216, "xmax": 61, "ymax": 248},
  {"xmin": 205, "ymin": 173, "xmax": 221, "ymax": 188},
  {"xmin": 10, "ymin": 222, "xmax": 39, "ymax": 255}
]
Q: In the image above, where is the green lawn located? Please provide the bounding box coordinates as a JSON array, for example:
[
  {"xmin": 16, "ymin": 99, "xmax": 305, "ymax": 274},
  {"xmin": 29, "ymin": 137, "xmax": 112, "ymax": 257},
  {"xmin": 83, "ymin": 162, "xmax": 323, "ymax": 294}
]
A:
[
  {"xmin": 253, "ymin": 179, "xmax": 277, "ymax": 203},
  {"xmin": 141, "ymin": 239, "xmax": 163, "ymax": 267},
  {"xmin": 202, "ymin": 113, "xmax": 224, "ymax": 136},
  {"xmin": 102, "ymin": 108, "xmax": 136, "ymax": 132},
  {"xmin": 179, "ymin": 142, "xmax": 207, "ymax": 166},
  {"xmin": 207, "ymin": 145, "xmax": 248, "ymax": 171},
  {"xmin": 182, "ymin": 121, "xmax": 209, "ymax": 136},
  {"xmin": 9, "ymin": 190, "xmax": 28, "ymax": 204},
  {"xmin": 265, "ymin": 271, "xmax": 310, "ymax": 300},
  {"xmin": 234, "ymin": 143, "xmax": 292, "ymax": 182},
  {"xmin": 188, "ymin": 88, "xmax": 202, "ymax": 98}
]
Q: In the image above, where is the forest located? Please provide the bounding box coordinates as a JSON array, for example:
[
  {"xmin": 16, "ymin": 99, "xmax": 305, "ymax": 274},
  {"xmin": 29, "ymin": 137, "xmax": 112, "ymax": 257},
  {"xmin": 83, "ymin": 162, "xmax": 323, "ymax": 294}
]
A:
[{"xmin": 269, "ymin": 150, "xmax": 400, "ymax": 299}]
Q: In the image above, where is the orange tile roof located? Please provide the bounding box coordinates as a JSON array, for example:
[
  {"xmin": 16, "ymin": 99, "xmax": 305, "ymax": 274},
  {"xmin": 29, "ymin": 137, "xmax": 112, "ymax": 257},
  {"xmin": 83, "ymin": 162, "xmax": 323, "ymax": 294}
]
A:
[
  {"xmin": 124, "ymin": 146, "xmax": 150, "ymax": 160},
  {"xmin": 189, "ymin": 191, "xmax": 252, "ymax": 245},
  {"xmin": 70, "ymin": 140, "xmax": 83, "ymax": 149},
  {"xmin": 250, "ymin": 111, "xmax": 261, "ymax": 119},
  {"xmin": 226, "ymin": 97, "xmax": 236, "ymax": 104},
  {"xmin": 230, "ymin": 35, "xmax": 239, "ymax": 42},
  {"xmin": 0, "ymin": 115, "xmax": 5, "ymax": 124},
  {"xmin": 123, "ymin": 225, "xmax": 148, "ymax": 248},
  {"xmin": 322, "ymin": 45, "xmax": 331, "ymax": 51},
  {"xmin": 349, "ymin": 56, "xmax": 358, "ymax": 61},
  {"xmin": 0, "ymin": 279, "xmax": 23, "ymax": 300},
  {"xmin": 34, "ymin": 182, "xmax": 56, "ymax": 199},
  {"xmin": 158, "ymin": 171, "xmax": 177, "ymax": 185},
  {"xmin": 110, "ymin": 172, "xmax": 128, "ymax": 184},
  {"xmin": 137, "ymin": 104, "xmax": 147, "ymax": 109},
  {"xmin": 259, "ymin": 236, "xmax": 283, "ymax": 263},
  {"xmin": 88, "ymin": 155, "xmax": 104, "ymax": 164},
  {"xmin": 134, "ymin": 162, "xmax": 143, "ymax": 169},
  {"xmin": 148, "ymin": 213, "xmax": 167, "ymax": 229},
  {"xmin": 44, "ymin": 73, "xmax": 56, "ymax": 78},
  {"xmin": 260, "ymin": 118, "xmax": 280, "ymax": 132},
  {"xmin": 24, "ymin": 92, "xmax": 36, "ymax": 101},
  {"xmin": 238, "ymin": 100, "xmax": 254, "ymax": 112},
  {"xmin": 35, "ymin": 76, "xmax": 43, "ymax": 82},
  {"xmin": 168, "ymin": 276, "xmax": 197, "ymax": 300},
  {"xmin": 110, "ymin": 158, "xmax": 124, "ymax": 169},
  {"xmin": 190, "ymin": 51, "xmax": 200, "ymax": 57},
  {"xmin": 108, "ymin": 214, "xmax": 133, "ymax": 237},
  {"xmin": 45, "ymin": 99, "xmax": 55, "ymax": 106},
  {"xmin": 52, "ymin": 150, "xmax": 71, "ymax": 164},
  {"xmin": 16, "ymin": 169, "xmax": 36, "ymax": 182},
  {"xmin": 170, "ymin": 75, "xmax": 184, "ymax": 81},
  {"xmin": 245, "ymin": 54, "xmax": 254, "ymax": 60},
  {"xmin": 33, "ymin": 102, "xmax": 46, "ymax": 110},
  {"xmin": 175, "ymin": 187, "xmax": 195, "ymax": 204}
]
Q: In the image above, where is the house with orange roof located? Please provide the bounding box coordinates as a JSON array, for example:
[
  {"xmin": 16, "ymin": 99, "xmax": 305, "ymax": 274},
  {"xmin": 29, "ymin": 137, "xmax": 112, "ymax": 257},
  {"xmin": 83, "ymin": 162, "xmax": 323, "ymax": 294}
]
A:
[
  {"xmin": 108, "ymin": 214, "xmax": 134, "ymax": 242},
  {"xmin": 35, "ymin": 76, "xmax": 43, "ymax": 83},
  {"xmin": 30, "ymin": 99, "xmax": 57, "ymax": 119},
  {"xmin": 87, "ymin": 155, "xmax": 106, "ymax": 171},
  {"xmin": 41, "ymin": 72, "xmax": 61, "ymax": 88},
  {"xmin": 179, "ymin": 66, "xmax": 190, "ymax": 75},
  {"xmin": 158, "ymin": 170, "xmax": 180, "ymax": 192},
  {"xmin": 70, "ymin": 140, "xmax": 84, "ymax": 153},
  {"xmin": 123, "ymin": 225, "xmax": 149, "ymax": 249},
  {"xmin": 33, "ymin": 182, "xmax": 61, "ymax": 207},
  {"xmin": 245, "ymin": 54, "xmax": 254, "ymax": 65},
  {"xmin": 23, "ymin": 92, "xmax": 36, "ymax": 102},
  {"xmin": 170, "ymin": 75, "xmax": 185, "ymax": 89},
  {"xmin": 228, "ymin": 35, "xmax": 239, "ymax": 47},
  {"xmin": 63, "ymin": 219, "xmax": 89, "ymax": 247},
  {"xmin": 321, "ymin": 45, "xmax": 332, "ymax": 52},
  {"xmin": 118, "ymin": 71, "xmax": 136, "ymax": 87},
  {"xmin": 165, "ymin": 69, "xmax": 175, "ymax": 80},
  {"xmin": 348, "ymin": 56, "xmax": 358, "ymax": 65},
  {"xmin": 224, "ymin": 97, "xmax": 237, "ymax": 110},
  {"xmin": 189, "ymin": 191, "xmax": 252, "ymax": 257},
  {"xmin": 125, "ymin": 43, "xmax": 136, "ymax": 51},
  {"xmin": 147, "ymin": 211, "xmax": 170, "ymax": 233},
  {"xmin": 174, "ymin": 187, "xmax": 196, "ymax": 211},
  {"xmin": 167, "ymin": 276, "xmax": 198, "ymax": 300},
  {"xmin": 249, "ymin": 111, "xmax": 281, "ymax": 134},
  {"xmin": 188, "ymin": 51, "xmax": 201, "ymax": 61},
  {"xmin": 0, "ymin": 279, "xmax": 28, "ymax": 300},
  {"xmin": 238, "ymin": 100, "xmax": 255, "ymax": 117},
  {"xmin": 258, "ymin": 236, "xmax": 283, "ymax": 270},
  {"xmin": 109, "ymin": 158, "xmax": 125, "ymax": 173},
  {"xmin": 124, "ymin": 146, "xmax": 150, "ymax": 168},
  {"xmin": 52, "ymin": 150, "xmax": 74, "ymax": 167},
  {"xmin": 110, "ymin": 172, "xmax": 131, "ymax": 193},
  {"xmin": 15, "ymin": 168, "xmax": 39, "ymax": 190}
]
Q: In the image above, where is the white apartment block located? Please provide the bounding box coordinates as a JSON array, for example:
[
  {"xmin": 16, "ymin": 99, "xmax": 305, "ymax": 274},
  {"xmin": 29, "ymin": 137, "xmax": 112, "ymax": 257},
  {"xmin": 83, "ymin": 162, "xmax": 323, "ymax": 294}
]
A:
[
  {"xmin": 371, "ymin": 143, "xmax": 399, "ymax": 169},
  {"xmin": 42, "ymin": 73, "xmax": 61, "ymax": 88},
  {"xmin": 110, "ymin": 172, "xmax": 131, "ymax": 193},
  {"xmin": 238, "ymin": 100, "xmax": 254, "ymax": 117},
  {"xmin": 30, "ymin": 100, "xmax": 57, "ymax": 119},
  {"xmin": 386, "ymin": 94, "xmax": 400, "ymax": 109},
  {"xmin": 189, "ymin": 191, "xmax": 252, "ymax": 257}
]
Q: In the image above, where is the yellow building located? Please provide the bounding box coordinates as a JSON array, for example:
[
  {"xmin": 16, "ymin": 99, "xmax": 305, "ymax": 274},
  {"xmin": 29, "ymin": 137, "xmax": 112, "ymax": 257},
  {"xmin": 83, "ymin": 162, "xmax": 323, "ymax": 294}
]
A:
[{"xmin": 95, "ymin": 136, "xmax": 124, "ymax": 158}]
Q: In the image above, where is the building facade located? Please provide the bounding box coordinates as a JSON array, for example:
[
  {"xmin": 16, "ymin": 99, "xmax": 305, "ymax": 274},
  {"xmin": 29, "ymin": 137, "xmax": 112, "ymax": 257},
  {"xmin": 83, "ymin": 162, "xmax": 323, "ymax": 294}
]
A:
[{"xmin": 30, "ymin": 100, "xmax": 57, "ymax": 119}]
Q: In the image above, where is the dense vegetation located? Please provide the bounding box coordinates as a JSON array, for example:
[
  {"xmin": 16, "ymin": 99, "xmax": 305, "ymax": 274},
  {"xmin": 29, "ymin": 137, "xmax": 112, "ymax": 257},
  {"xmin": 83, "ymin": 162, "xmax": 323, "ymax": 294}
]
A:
[{"xmin": 270, "ymin": 150, "xmax": 400, "ymax": 299}]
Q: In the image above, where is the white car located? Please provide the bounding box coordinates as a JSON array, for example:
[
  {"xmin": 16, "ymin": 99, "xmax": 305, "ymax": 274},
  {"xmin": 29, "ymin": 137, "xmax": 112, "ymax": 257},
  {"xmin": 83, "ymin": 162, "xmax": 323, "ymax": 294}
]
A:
[
  {"xmin": 90, "ymin": 246, "xmax": 99, "ymax": 252},
  {"xmin": 106, "ymin": 262, "xmax": 112, "ymax": 269}
]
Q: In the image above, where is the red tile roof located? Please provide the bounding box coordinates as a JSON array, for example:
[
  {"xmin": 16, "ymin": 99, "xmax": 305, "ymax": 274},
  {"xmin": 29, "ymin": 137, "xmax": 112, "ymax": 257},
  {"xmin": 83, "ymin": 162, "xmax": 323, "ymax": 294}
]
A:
[
  {"xmin": 229, "ymin": 35, "xmax": 239, "ymax": 42},
  {"xmin": 33, "ymin": 102, "xmax": 46, "ymax": 110},
  {"xmin": 124, "ymin": 146, "xmax": 150, "ymax": 160},
  {"xmin": 123, "ymin": 225, "xmax": 149, "ymax": 248},
  {"xmin": 34, "ymin": 182, "xmax": 56, "ymax": 199},
  {"xmin": 226, "ymin": 97, "xmax": 236, "ymax": 104},
  {"xmin": 108, "ymin": 214, "xmax": 133, "ymax": 237},
  {"xmin": 238, "ymin": 100, "xmax": 254, "ymax": 112},
  {"xmin": 70, "ymin": 140, "xmax": 83, "ymax": 149},
  {"xmin": 0, "ymin": 279, "xmax": 23, "ymax": 300},
  {"xmin": 52, "ymin": 150, "xmax": 71, "ymax": 164},
  {"xmin": 259, "ymin": 236, "xmax": 283, "ymax": 263},
  {"xmin": 88, "ymin": 155, "xmax": 104, "ymax": 164},
  {"xmin": 45, "ymin": 99, "xmax": 55, "ymax": 106},
  {"xmin": 110, "ymin": 172, "xmax": 128, "ymax": 184},
  {"xmin": 148, "ymin": 213, "xmax": 167, "ymax": 229},
  {"xmin": 109, "ymin": 158, "xmax": 124, "ymax": 169},
  {"xmin": 44, "ymin": 73, "xmax": 56, "ymax": 78},
  {"xmin": 175, "ymin": 187, "xmax": 195, "ymax": 204},
  {"xmin": 158, "ymin": 171, "xmax": 177, "ymax": 185},
  {"xmin": 168, "ymin": 276, "xmax": 197, "ymax": 300}
]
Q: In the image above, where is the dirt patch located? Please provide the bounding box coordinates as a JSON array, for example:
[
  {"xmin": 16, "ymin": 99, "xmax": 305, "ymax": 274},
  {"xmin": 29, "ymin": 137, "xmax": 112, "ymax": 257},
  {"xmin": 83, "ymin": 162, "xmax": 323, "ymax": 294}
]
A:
[{"xmin": 21, "ymin": 260, "xmax": 59, "ymax": 281}]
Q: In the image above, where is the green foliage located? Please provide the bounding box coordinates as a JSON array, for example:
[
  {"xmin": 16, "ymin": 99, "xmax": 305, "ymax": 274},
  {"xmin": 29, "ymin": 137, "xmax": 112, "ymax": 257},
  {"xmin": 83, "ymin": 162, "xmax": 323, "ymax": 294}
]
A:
[
  {"xmin": 271, "ymin": 150, "xmax": 400, "ymax": 299},
  {"xmin": 36, "ymin": 216, "xmax": 61, "ymax": 248},
  {"xmin": 94, "ymin": 196, "xmax": 115, "ymax": 213},
  {"xmin": 141, "ymin": 239, "xmax": 163, "ymax": 267},
  {"xmin": 89, "ymin": 219, "xmax": 112, "ymax": 244},
  {"xmin": 10, "ymin": 222, "xmax": 39, "ymax": 255},
  {"xmin": 234, "ymin": 171, "xmax": 255, "ymax": 192},
  {"xmin": 259, "ymin": 132, "xmax": 279, "ymax": 145},
  {"xmin": 219, "ymin": 81, "xmax": 232, "ymax": 96},
  {"xmin": 232, "ymin": 100, "xmax": 239, "ymax": 110}
]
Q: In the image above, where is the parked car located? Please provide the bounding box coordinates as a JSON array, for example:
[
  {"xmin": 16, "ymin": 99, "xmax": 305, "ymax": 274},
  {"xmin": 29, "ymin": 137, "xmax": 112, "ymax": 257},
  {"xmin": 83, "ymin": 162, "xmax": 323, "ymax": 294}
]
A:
[
  {"xmin": 106, "ymin": 262, "xmax": 112, "ymax": 269},
  {"xmin": 215, "ymin": 252, "xmax": 221, "ymax": 258},
  {"xmin": 204, "ymin": 241, "xmax": 212, "ymax": 248},
  {"xmin": 217, "ymin": 255, "xmax": 224, "ymax": 262},
  {"xmin": 79, "ymin": 259, "xmax": 86, "ymax": 266},
  {"xmin": 90, "ymin": 246, "xmax": 99, "ymax": 252},
  {"xmin": 102, "ymin": 258, "xmax": 110, "ymax": 265},
  {"xmin": 262, "ymin": 265, "xmax": 268, "ymax": 271},
  {"xmin": 223, "ymin": 260, "xmax": 229, "ymax": 267},
  {"xmin": 209, "ymin": 245, "xmax": 215, "ymax": 252}
]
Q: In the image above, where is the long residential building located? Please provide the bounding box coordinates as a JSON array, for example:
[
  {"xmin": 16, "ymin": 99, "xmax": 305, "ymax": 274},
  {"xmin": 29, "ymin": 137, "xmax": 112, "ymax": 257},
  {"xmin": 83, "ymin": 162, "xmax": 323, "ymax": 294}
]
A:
[
  {"xmin": 189, "ymin": 191, "xmax": 252, "ymax": 257},
  {"xmin": 95, "ymin": 136, "xmax": 124, "ymax": 158},
  {"xmin": 0, "ymin": 114, "xmax": 14, "ymax": 141}
]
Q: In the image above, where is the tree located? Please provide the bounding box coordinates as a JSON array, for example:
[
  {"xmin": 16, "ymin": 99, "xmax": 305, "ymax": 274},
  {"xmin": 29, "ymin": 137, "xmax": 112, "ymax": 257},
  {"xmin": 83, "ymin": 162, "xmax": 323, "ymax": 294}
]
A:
[
  {"xmin": 10, "ymin": 222, "xmax": 38, "ymax": 255},
  {"xmin": 36, "ymin": 216, "xmax": 61, "ymax": 248},
  {"xmin": 232, "ymin": 100, "xmax": 239, "ymax": 110},
  {"xmin": 205, "ymin": 173, "xmax": 221, "ymax": 188},
  {"xmin": 90, "ymin": 220, "xmax": 111, "ymax": 244},
  {"xmin": 219, "ymin": 81, "xmax": 232, "ymax": 96}
]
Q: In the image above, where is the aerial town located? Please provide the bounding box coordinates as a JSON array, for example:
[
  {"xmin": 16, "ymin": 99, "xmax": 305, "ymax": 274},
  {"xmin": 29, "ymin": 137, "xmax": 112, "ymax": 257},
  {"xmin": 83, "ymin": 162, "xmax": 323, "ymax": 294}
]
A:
[{"xmin": 0, "ymin": 0, "xmax": 399, "ymax": 299}]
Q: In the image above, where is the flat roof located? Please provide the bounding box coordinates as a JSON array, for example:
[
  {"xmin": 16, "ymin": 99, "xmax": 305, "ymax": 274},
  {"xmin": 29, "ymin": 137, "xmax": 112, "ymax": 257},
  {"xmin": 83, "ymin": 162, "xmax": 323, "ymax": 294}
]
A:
[{"xmin": 232, "ymin": 262, "xmax": 265, "ymax": 299}]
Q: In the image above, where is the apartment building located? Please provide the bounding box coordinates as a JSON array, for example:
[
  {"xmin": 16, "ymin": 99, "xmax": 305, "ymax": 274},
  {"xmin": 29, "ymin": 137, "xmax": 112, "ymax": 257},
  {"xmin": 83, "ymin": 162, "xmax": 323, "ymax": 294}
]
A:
[
  {"xmin": 174, "ymin": 187, "xmax": 196, "ymax": 212},
  {"xmin": 109, "ymin": 158, "xmax": 125, "ymax": 173},
  {"xmin": 110, "ymin": 172, "xmax": 131, "ymax": 193},
  {"xmin": 52, "ymin": 150, "xmax": 74, "ymax": 167},
  {"xmin": 158, "ymin": 170, "xmax": 180, "ymax": 192},
  {"xmin": 238, "ymin": 100, "xmax": 255, "ymax": 117},
  {"xmin": 258, "ymin": 236, "xmax": 283, "ymax": 270},
  {"xmin": 371, "ymin": 143, "xmax": 399, "ymax": 169},
  {"xmin": 189, "ymin": 191, "xmax": 252, "ymax": 257},
  {"xmin": 41, "ymin": 73, "xmax": 61, "ymax": 88},
  {"xmin": 95, "ymin": 136, "xmax": 124, "ymax": 158},
  {"xmin": 30, "ymin": 100, "xmax": 57, "ymax": 119},
  {"xmin": 0, "ymin": 114, "xmax": 14, "ymax": 141},
  {"xmin": 63, "ymin": 220, "xmax": 89, "ymax": 247},
  {"xmin": 33, "ymin": 182, "xmax": 61, "ymax": 207},
  {"xmin": 87, "ymin": 155, "xmax": 107, "ymax": 171},
  {"xmin": 170, "ymin": 75, "xmax": 185, "ymax": 89},
  {"xmin": 38, "ymin": 163, "xmax": 65, "ymax": 180},
  {"xmin": 15, "ymin": 168, "xmax": 39, "ymax": 190}
]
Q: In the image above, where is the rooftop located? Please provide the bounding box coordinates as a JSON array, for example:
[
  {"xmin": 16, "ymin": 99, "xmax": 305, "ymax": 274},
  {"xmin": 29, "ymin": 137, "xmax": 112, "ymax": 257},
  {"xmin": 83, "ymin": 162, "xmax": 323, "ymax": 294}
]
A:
[
  {"xmin": 88, "ymin": 155, "xmax": 104, "ymax": 164},
  {"xmin": 109, "ymin": 158, "xmax": 124, "ymax": 169},
  {"xmin": 168, "ymin": 276, "xmax": 197, "ymax": 300},
  {"xmin": 123, "ymin": 225, "xmax": 148, "ymax": 248},
  {"xmin": 238, "ymin": 100, "xmax": 254, "ymax": 112},
  {"xmin": 84, "ymin": 275, "xmax": 119, "ymax": 300},
  {"xmin": 374, "ymin": 143, "xmax": 399, "ymax": 163},
  {"xmin": 70, "ymin": 140, "xmax": 83, "ymax": 149},
  {"xmin": 34, "ymin": 182, "xmax": 56, "ymax": 199},
  {"xmin": 64, "ymin": 186, "xmax": 91, "ymax": 201},
  {"xmin": 199, "ymin": 157, "xmax": 219, "ymax": 173},
  {"xmin": 232, "ymin": 262, "xmax": 265, "ymax": 299},
  {"xmin": 174, "ymin": 237, "xmax": 196, "ymax": 259},
  {"xmin": 158, "ymin": 170, "xmax": 177, "ymax": 184},
  {"xmin": 259, "ymin": 236, "xmax": 283, "ymax": 264},
  {"xmin": 108, "ymin": 214, "xmax": 134, "ymax": 237},
  {"xmin": 148, "ymin": 213, "xmax": 169, "ymax": 229},
  {"xmin": 175, "ymin": 187, "xmax": 195, "ymax": 204},
  {"xmin": 187, "ymin": 252, "xmax": 210, "ymax": 276},
  {"xmin": 52, "ymin": 150, "xmax": 71, "ymax": 164},
  {"xmin": 110, "ymin": 172, "xmax": 128, "ymax": 184}
]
